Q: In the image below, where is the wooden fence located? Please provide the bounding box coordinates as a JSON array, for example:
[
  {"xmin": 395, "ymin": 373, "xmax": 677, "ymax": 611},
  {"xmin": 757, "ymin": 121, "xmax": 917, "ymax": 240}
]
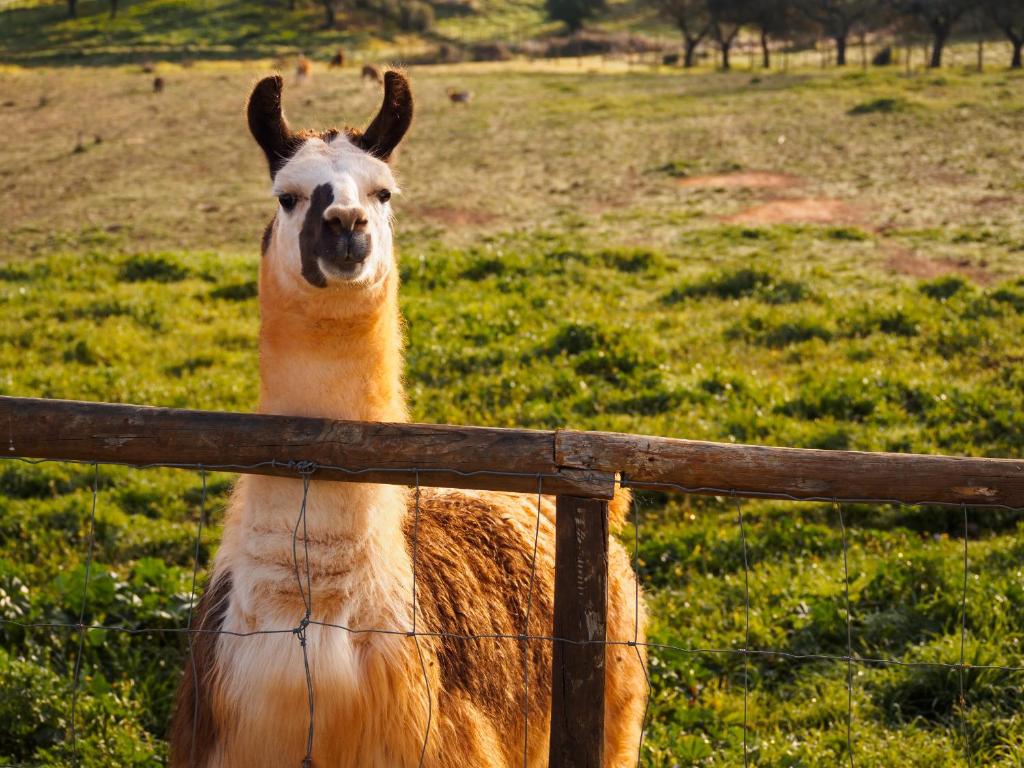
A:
[{"xmin": 4, "ymin": 395, "xmax": 1024, "ymax": 766}]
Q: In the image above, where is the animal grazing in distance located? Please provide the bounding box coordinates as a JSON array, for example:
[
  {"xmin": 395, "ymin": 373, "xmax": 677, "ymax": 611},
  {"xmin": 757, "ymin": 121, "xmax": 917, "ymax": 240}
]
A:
[
  {"xmin": 167, "ymin": 71, "xmax": 649, "ymax": 767},
  {"xmin": 446, "ymin": 87, "xmax": 472, "ymax": 105},
  {"xmin": 329, "ymin": 49, "xmax": 346, "ymax": 68},
  {"xmin": 361, "ymin": 63, "xmax": 383, "ymax": 83},
  {"xmin": 153, "ymin": 76, "xmax": 165, "ymax": 93},
  {"xmin": 296, "ymin": 54, "xmax": 312, "ymax": 81}
]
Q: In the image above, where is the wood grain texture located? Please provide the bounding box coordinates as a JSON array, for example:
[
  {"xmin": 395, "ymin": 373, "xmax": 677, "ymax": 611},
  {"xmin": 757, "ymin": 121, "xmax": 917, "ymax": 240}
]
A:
[
  {"xmin": 6, "ymin": 397, "xmax": 1024, "ymax": 506},
  {"xmin": 549, "ymin": 496, "xmax": 608, "ymax": 768},
  {"xmin": 555, "ymin": 429, "xmax": 1024, "ymax": 506},
  {"xmin": 0, "ymin": 397, "xmax": 615, "ymax": 498}
]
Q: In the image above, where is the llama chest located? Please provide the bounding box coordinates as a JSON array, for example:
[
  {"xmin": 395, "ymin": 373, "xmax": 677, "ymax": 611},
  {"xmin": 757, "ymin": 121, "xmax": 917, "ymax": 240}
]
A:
[{"xmin": 210, "ymin": 598, "xmax": 429, "ymax": 768}]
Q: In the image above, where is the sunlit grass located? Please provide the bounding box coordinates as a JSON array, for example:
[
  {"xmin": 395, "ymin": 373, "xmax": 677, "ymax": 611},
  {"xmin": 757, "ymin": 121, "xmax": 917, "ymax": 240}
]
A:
[{"xmin": 2, "ymin": 61, "xmax": 1024, "ymax": 765}]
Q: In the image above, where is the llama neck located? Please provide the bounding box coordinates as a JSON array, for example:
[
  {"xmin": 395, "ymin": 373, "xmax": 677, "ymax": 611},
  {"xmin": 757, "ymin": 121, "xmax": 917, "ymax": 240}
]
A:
[
  {"xmin": 256, "ymin": 274, "xmax": 408, "ymax": 424},
  {"xmin": 222, "ymin": 266, "xmax": 413, "ymax": 620}
]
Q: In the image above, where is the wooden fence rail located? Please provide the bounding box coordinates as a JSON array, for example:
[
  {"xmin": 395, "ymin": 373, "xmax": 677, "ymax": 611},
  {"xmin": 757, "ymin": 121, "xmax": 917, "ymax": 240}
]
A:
[
  {"xmin": 4, "ymin": 397, "xmax": 1024, "ymax": 506},
  {"xmin": 4, "ymin": 395, "xmax": 1024, "ymax": 768}
]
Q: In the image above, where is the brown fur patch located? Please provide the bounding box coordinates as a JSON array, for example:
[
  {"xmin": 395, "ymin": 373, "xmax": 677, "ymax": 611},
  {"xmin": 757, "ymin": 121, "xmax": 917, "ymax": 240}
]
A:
[
  {"xmin": 408, "ymin": 491, "xmax": 554, "ymax": 737},
  {"xmin": 169, "ymin": 571, "xmax": 232, "ymax": 768}
]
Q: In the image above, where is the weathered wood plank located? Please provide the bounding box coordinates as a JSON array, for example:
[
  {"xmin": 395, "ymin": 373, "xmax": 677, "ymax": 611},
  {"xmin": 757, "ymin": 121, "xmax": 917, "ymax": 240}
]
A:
[
  {"xmin": 555, "ymin": 430, "xmax": 1024, "ymax": 506},
  {"xmin": 0, "ymin": 397, "xmax": 615, "ymax": 498},
  {"xmin": 549, "ymin": 495, "xmax": 608, "ymax": 768},
  {"xmin": 7, "ymin": 397, "xmax": 1024, "ymax": 506}
]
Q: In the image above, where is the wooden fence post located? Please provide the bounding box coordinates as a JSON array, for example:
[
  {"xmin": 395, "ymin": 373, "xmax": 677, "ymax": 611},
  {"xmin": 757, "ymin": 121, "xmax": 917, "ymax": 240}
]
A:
[{"xmin": 549, "ymin": 495, "xmax": 609, "ymax": 768}]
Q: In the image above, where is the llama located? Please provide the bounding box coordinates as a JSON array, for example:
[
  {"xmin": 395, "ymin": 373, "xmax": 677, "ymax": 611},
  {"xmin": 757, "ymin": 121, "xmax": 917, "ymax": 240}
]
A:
[
  {"xmin": 297, "ymin": 54, "xmax": 312, "ymax": 83},
  {"xmin": 361, "ymin": 63, "xmax": 383, "ymax": 83},
  {"xmin": 446, "ymin": 87, "xmax": 472, "ymax": 105},
  {"xmin": 168, "ymin": 72, "xmax": 648, "ymax": 768}
]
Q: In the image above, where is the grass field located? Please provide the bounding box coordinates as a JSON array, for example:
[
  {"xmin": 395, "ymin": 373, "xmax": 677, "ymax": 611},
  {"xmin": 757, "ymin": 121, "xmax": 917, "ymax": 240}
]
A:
[{"xmin": 2, "ymin": 58, "xmax": 1024, "ymax": 766}]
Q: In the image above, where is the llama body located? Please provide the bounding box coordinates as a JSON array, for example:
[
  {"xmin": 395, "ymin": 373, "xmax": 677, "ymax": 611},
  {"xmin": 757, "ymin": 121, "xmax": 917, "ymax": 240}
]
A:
[{"xmin": 169, "ymin": 72, "xmax": 647, "ymax": 767}]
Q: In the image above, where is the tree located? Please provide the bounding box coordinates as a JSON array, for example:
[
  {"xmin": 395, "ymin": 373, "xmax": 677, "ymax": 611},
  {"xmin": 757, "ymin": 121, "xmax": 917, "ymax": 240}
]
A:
[
  {"xmin": 892, "ymin": 0, "xmax": 972, "ymax": 67},
  {"xmin": 985, "ymin": 0, "xmax": 1024, "ymax": 68},
  {"xmin": 322, "ymin": 0, "xmax": 338, "ymax": 26},
  {"xmin": 655, "ymin": 0, "xmax": 712, "ymax": 67},
  {"xmin": 797, "ymin": 0, "xmax": 878, "ymax": 65},
  {"xmin": 746, "ymin": 0, "xmax": 797, "ymax": 67},
  {"xmin": 708, "ymin": 0, "xmax": 746, "ymax": 69},
  {"xmin": 545, "ymin": 0, "xmax": 607, "ymax": 32},
  {"xmin": 67, "ymin": 0, "xmax": 77, "ymax": 17}
]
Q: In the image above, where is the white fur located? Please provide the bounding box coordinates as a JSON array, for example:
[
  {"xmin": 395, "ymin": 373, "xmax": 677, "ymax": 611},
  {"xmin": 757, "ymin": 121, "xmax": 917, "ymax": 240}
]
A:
[{"xmin": 268, "ymin": 135, "xmax": 400, "ymax": 292}]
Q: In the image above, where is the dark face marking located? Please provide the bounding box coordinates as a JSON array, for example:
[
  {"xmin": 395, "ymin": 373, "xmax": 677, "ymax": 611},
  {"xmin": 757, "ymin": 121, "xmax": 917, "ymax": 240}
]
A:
[
  {"xmin": 297, "ymin": 183, "xmax": 372, "ymax": 288},
  {"xmin": 260, "ymin": 217, "xmax": 274, "ymax": 257}
]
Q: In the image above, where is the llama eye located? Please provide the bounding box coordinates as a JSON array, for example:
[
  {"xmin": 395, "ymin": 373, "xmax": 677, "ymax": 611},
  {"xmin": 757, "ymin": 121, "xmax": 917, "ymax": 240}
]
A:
[
  {"xmin": 376, "ymin": 189, "xmax": 391, "ymax": 204},
  {"xmin": 278, "ymin": 194, "xmax": 298, "ymax": 212}
]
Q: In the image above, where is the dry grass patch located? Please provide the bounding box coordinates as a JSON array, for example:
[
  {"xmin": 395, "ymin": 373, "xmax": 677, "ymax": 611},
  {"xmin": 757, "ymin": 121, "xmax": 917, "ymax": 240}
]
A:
[
  {"xmin": 676, "ymin": 170, "xmax": 804, "ymax": 190},
  {"xmin": 883, "ymin": 244, "xmax": 993, "ymax": 285}
]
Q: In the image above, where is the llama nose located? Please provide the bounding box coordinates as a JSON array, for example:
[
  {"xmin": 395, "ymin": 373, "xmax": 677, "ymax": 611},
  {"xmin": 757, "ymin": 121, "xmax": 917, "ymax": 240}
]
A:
[{"xmin": 323, "ymin": 206, "xmax": 368, "ymax": 236}]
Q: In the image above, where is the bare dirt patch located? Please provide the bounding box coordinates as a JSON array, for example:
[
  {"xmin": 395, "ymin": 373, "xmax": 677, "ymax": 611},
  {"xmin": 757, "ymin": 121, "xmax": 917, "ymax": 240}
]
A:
[
  {"xmin": 677, "ymin": 171, "xmax": 804, "ymax": 190},
  {"xmin": 883, "ymin": 244, "xmax": 992, "ymax": 285},
  {"xmin": 406, "ymin": 205, "xmax": 500, "ymax": 227},
  {"xmin": 723, "ymin": 198, "xmax": 864, "ymax": 226},
  {"xmin": 972, "ymin": 194, "xmax": 1017, "ymax": 211}
]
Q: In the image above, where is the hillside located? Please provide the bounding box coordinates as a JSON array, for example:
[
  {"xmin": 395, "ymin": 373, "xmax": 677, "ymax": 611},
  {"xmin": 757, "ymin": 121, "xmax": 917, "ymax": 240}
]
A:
[{"xmin": 0, "ymin": 0, "xmax": 564, "ymax": 66}]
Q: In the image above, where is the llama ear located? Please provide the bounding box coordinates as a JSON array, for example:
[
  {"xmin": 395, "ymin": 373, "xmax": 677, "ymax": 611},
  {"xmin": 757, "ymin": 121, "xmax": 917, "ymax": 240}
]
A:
[
  {"xmin": 356, "ymin": 71, "xmax": 413, "ymax": 162},
  {"xmin": 247, "ymin": 75, "xmax": 301, "ymax": 179}
]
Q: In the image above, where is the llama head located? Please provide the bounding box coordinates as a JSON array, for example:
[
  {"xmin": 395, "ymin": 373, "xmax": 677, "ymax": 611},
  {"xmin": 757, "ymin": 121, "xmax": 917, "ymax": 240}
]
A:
[{"xmin": 247, "ymin": 72, "xmax": 412, "ymax": 309}]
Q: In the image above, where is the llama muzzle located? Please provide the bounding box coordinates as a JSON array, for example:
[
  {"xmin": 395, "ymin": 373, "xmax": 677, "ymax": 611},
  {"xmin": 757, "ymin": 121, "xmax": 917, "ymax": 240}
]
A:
[{"xmin": 299, "ymin": 183, "xmax": 373, "ymax": 286}]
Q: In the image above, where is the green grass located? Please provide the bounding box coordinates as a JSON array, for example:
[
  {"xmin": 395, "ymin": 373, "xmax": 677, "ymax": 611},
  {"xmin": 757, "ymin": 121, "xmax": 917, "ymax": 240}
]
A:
[
  {"xmin": 0, "ymin": 0, "xmax": 415, "ymax": 66},
  {"xmin": 2, "ymin": 63, "xmax": 1024, "ymax": 765}
]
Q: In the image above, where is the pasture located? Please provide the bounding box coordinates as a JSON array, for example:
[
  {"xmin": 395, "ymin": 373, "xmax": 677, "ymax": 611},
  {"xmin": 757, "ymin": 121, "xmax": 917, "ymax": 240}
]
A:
[{"xmin": 2, "ymin": 60, "xmax": 1024, "ymax": 766}]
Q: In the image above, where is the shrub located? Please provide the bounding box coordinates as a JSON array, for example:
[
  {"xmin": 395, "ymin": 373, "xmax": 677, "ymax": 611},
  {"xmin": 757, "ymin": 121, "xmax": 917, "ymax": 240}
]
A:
[
  {"xmin": 209, "ymin": 281, "xmax": 257, "ymax": 301},
  {"xmin": 665, "ymin": 268, "xmax": 808, "ymax": 305},
  {"xmin": 399, "ymin": 1, "xmax": 434, "ymax": 32},
  {"xmin": 776, "ymin": 378, "xmax": 878, "ymax": 421},
  {"xmin": 848, "ymin": 97, "xmax": 908, "ymax": 116},
  {"xmin": 597, "ymin": 248, "xmax": 663, "ymax": 274},
  {"xmin": 920, "ymin": 275, "xmax": 969, "ymax": 300},
  {"xmin": 544, "ymin": 321, "xmax": 659, "ymax": 383},
  {"xmin": 991, "ymin": 285, "xmax": 1024, "ymax": 313},
  {"xmin": 729, "ymin": 311, "xmax": 832, "ymax": 348},
  {"xmin": 118, "ymin": 254, "xmax": 188, "ymax": 283},
  {"xmin": 844, "ymin": 308, "xmax": 920, "ymax": 338}
]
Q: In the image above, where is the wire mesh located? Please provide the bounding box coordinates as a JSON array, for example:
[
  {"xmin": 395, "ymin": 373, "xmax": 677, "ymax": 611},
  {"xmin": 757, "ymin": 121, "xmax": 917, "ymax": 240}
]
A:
[
  {"xmin": 2, "ymin": 454, "xmax": 1023, "ymax": 768},
  {"xmin": 184, "ymin": 468, "xmax": 206, "ymax": 768},
  {"xmin": 834, "ymin": 499, "xmax": 855, "ymax": 768},
  {"xmin": 733, "ymin": 494, "xmax": 751, "ymax": 768}
]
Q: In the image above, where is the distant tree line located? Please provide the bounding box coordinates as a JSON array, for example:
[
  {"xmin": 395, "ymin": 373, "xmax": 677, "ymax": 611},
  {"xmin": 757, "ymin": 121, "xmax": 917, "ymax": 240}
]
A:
[
  {"xmin": 65, "ymin": 0, "xmax": 436, "ymax": 31},
  {"xmin": 58, "ymin": 0, "xmax": 1022, "ymax": 68},
  {"xmin": 546, "ymin": 0, "xmax": 1024, "ymax": 69}
]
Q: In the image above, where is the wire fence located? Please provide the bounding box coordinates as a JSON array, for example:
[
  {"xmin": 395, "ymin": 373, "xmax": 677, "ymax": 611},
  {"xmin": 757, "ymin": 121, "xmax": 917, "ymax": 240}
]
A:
[{"xmin": 2, "ymin": 452, "xmax": 1023, "ymax": 767}]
